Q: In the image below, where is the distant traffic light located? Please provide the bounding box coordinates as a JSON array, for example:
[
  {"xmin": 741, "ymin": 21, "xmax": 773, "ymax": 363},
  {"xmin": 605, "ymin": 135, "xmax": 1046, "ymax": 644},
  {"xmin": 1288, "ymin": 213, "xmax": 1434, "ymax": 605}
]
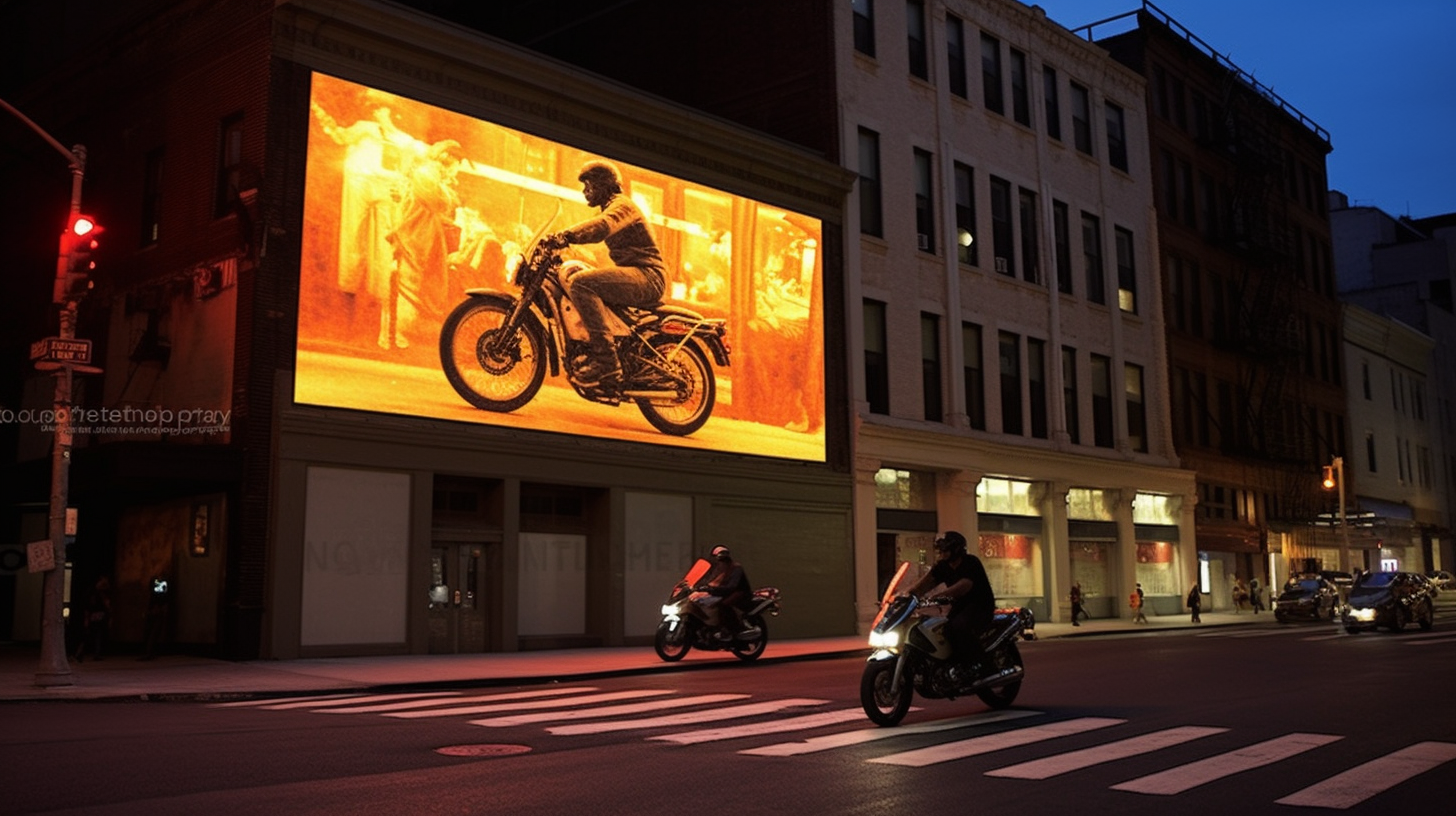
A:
[
  {"xmin": 54, "ymin": 214, "xmax": 102, "ymax": 303},
  {"xmin": 1321, "ymin": 466, "xmax": 1336, "ymax": 490}
]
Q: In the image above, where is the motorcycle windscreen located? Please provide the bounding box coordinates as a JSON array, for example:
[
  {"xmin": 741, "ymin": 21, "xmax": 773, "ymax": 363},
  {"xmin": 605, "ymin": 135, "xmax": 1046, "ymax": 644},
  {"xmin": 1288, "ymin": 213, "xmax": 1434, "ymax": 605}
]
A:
[
  {"xmin": 681, "ymin": 558, "xmax": 712, "ymax": 588},
  {"xmin": 869, "ymin": 561, "xmax": 912, "ymax": 631}
]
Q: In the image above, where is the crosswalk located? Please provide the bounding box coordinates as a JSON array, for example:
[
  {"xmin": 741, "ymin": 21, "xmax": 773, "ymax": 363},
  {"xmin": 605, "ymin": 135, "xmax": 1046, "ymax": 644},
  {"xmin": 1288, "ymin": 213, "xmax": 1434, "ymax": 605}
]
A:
[{"xmin": 212, "ymin": 686, "xmax": 1455, "ymax": 808}]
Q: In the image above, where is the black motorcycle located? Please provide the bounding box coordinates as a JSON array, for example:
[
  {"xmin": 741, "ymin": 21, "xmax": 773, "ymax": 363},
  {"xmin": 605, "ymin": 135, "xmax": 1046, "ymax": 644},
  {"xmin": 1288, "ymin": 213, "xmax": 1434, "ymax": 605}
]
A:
[
  {"xmin": 439, "ymin": 209, "xmax": 730, "ymax": 436},
  {"xmin": 860, "ymin": 562, "xmax": 1029, "ymax": 726},
  {"xmin": 654, "ymin": 559, "xmax": 781, "ymax": 662}
]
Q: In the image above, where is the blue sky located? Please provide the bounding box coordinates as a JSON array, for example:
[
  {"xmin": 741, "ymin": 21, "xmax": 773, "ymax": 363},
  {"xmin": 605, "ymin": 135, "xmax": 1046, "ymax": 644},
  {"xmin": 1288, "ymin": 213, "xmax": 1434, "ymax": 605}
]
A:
[{"xmin": 1029, "ymin": 0, "xmax": 1456, "ymax": 218}]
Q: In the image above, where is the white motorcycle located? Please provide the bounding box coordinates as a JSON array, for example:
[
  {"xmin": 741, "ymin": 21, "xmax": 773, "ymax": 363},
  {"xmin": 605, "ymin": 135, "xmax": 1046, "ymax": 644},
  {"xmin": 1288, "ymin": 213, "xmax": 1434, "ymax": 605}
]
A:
[
  {"xmin": 860, "ymin": 562, "xmax": 1030, "ymax": 726},
  {"xmin": 654, "ymin": 559, "xmax": 782, "ymax": 662}
]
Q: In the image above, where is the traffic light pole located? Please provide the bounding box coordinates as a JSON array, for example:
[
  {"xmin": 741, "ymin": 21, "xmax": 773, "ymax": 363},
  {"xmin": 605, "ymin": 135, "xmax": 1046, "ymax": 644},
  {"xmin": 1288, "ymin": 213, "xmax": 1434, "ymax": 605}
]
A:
[{"xmin": 3, "ymin": 95, "xmax": 86, "ymax": 687}]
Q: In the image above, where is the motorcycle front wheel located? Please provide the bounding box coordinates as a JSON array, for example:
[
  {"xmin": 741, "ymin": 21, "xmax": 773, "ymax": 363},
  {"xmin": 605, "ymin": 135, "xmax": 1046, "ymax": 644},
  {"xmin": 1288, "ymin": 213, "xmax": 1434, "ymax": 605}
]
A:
[
  {"xmin": 439, "ymin": 298, "xmax": 547, "ymax": 413},
  {"xmin": 731, "ymin": 614, "xmax": 768, "ymax": 662},
  {"xmin": 635, "ymin": 338, "xmax": 715, "ymax": 436},
  {"xmin": 860, "ymin": 658, "xmax": 913, "ymax": 726},
  {"xmin": 654, "ymin": 619, "xmax": 690, "ymax": 662},
  {"xmin": 975, "ymin": 641, "xmax": 1023, "ymax": 709}
]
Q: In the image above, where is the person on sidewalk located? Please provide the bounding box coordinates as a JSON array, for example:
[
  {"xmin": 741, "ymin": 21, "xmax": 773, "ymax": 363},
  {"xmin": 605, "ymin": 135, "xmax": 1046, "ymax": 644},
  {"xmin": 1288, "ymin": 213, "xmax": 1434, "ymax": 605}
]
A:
[
  {"xmin": 1129, "ymin": 583, "xmax": 1148, "ymax": 624},
  {"xmin": 73, "ymin": 576, "xmax": 112, "ymax": 662},
  {"xmin": 1249, "ymin": 577, "xmax": 1264, "ymax": 614},
  {"xmin": 1187, "ymin": 583, "xmax": 1202, "ymax": 623},
  {"xmin": 1069, "ymin": 582, "xmax": 1087, "ymax": 626}
]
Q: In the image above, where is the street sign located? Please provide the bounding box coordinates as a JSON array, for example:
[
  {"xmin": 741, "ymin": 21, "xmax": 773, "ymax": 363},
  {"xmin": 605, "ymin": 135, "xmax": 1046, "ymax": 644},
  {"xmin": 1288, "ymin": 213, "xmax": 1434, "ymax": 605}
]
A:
[
  {"xmin": 30, "ymin": 336, "xmax": 92, "ymax": 364},
  {"xmin": 27, "ymin": 540, "xmax": 55, "ymax": 573}
]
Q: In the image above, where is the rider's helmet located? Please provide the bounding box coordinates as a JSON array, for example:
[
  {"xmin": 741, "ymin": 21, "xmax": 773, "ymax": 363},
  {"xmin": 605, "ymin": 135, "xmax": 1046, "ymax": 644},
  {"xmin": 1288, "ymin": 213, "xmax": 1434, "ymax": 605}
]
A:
[
  {"xmin": 710, "ymin": 545, "xmax": 732, "ymax": 562},
  {"xmin": 933, "ymin": 531, "xmax": 967, "ymax": 556},
  {"xmin": 577, "ymin": 160, "xmax": 622, "ymax": 192}
]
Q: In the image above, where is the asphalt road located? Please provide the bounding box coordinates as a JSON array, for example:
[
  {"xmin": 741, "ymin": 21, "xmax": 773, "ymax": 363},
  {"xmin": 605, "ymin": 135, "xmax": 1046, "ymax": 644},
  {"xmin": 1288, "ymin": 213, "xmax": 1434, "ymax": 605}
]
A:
[{"xmin": 7, "ymin": 607, "xmax": 1456, "ymax": 815}]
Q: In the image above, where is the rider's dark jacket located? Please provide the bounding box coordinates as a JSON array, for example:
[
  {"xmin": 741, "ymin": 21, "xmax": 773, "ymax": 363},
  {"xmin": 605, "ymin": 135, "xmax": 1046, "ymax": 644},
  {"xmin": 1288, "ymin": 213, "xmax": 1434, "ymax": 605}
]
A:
[{"xmin": 561, "ymin": 192, "xmax": 667, "ymax": 277}]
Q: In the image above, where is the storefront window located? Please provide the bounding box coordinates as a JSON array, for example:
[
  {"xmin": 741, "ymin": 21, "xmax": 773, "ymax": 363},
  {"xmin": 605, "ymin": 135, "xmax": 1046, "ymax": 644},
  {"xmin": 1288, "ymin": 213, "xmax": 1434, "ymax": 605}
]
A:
[
  {"xmin": 874, "ymin": 468, "xmax": 937, "ymax": 510},
  {"xmin": 977, "ymin": 477, "xmax": 1038, "ymax": 515},
  {"xmin": 979, "ymin": 533, "xmax": 1041, "ymax": 598},
  {"xmin": 1135, "ymin": 540, "xmax": 1176, "ymax": 596},
  {"xmin": 1134, "ymin": 492, "xmax": 1179, "ymax": 525},
  {"xmin": 1066, "ymin": 488, "xmax": 1113, "ymax": 521},
  {"xmin": 1069, "ymin": 540, "xmax": 1112, "ymax": 601}
]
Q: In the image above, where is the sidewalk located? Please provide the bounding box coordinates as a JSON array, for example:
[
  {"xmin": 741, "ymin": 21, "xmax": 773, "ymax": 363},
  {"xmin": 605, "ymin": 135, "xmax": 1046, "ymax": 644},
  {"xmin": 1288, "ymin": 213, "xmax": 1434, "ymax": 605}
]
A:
[{"xmin": 0, "ymin": 609, "xmax": 1263, "ymax": 702}]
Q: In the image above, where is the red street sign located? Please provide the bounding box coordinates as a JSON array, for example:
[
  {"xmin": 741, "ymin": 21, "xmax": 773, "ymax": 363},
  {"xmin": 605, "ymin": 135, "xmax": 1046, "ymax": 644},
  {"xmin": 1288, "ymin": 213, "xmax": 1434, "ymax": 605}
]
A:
[{"xmin": 29, "ymin": 337, "xmax": 92, "ymax": 365}]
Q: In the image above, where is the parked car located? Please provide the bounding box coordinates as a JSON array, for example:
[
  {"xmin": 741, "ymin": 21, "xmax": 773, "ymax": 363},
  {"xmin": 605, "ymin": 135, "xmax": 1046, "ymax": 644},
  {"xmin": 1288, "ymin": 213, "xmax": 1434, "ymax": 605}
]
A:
[
  {"xmin": 1413, "ymin": 572, "xmax": 1440, "ymax": 597},
  {"xmin": 1341, "ymin": 571, "xmax": 1436, "ymax": 633},
  {"xmin": 1320, "ymin": 570, "xmax": 1356, "ymax": 604},
  {"xmin": 1427, "ymin": 570, "xmax": 1454, "ymax": 591},
  {"xmin": 1274, "ymin": 577, "xmax": 1340, "ymax": 622}
]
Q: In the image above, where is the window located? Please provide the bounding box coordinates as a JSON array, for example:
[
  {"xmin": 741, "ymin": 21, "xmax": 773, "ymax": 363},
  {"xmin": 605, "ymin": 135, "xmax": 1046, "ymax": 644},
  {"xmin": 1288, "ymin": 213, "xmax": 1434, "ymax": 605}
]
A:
[
  {"xmin": 864, "ymin": 299, "xmax": 889, "ymax": 414},
  {"xmin": 914, "ymin": 148, "xmax": 935, "ymax": 253},
  {"xmin": 1062, "ymin": 347, "xmax": 1080, "ymax": 444},
  {"xmin": 990, "ymin": 176, "xmax": 1013, "ymax": 276},
  {"xmin": 1082, "ymin": 212, "xmax": 1105, "ymax": 304},
  {"xmin": 906, "ymin": 1, "xmax": 928, "ymax": 80},
  {"xmin": 954, "ymin": 162, "xmax": 978, "ymax": 265},
  {"xmin": 1070, "ymin": 82, "xmax": 1092, "ymax": 155},
  {"xmin": 858, "ymin": 128, "xmax": 883, "ymax": 236},
  {"xmin": 1028, "ymin": 338, "xmax": 1047, "ymax": 439},
  {"xmin": 1018, "ymin": 187, "xmax": 1039, "ymax": 284},
  {"xmin": 1043, "ymin": 65, "xmax": 1061, "ymax": 140},
  {"xmin": 921, "ymin": 313, "xmax": 943, "ymax": 421},
  {"xmin": 1000, "ymin": 331, "xmax": 1022, "ymax": 435},
  {"xmin": 946, "ymin": 15, "xmax": 967, "ymax": 98},
  {"xmin": 1106, "ymin": 102, "xmax": 1128, "ymax": 171},
  {"xmin": 1125, "ymin": 363, "xmax": 1147, "ymax": 452},
  {"xmin": 1053, "ymin": 200, "xmax": 1072, "ymax": 294},
  {"xmin": 963, "ymin": 322, "xmax": 986, "ymax": 430},
  {"xmin": 981, "ymin": 33, "xmax": 1003, "ymax": 114},
  {"xmin": 141, "ymin": 146, "xmax": 164, "ymax": 246},
  {"xmin": 1361, "ymin": 361, "xmax": 1371, "ymax": 400},
  {"xmin": 1365, "ymin": 431, "xmax": 1377, "ymax": 473},
  {"xmin": 1091, "ymin": 354, "xmax": 1113, "ymax": 447},
  {"xmin": 853, "ymin": 0, "xmax": 875, "ymax": 56},
  {"xmin": 215, "ymin": 111, "xmax": 244, "ymax": 218},
  {"xmin": 1115, "ymin": 226, "xmax": 1137, "ymax": 313},
  {"xmin": 1010, "ymin": 48, "xmax": 1030, "ymax": 126},
  {"xmin": 1160, "ymin": 150, "xmax": 1179, "ymax": 222}
]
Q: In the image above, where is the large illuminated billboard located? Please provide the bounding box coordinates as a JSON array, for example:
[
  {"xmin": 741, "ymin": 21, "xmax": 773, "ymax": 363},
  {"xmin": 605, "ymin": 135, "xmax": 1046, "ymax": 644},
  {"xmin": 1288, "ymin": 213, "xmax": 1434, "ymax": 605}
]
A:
[{"xmin": 297, "ymin": 73, "xmax": 825, "ymax": 461}]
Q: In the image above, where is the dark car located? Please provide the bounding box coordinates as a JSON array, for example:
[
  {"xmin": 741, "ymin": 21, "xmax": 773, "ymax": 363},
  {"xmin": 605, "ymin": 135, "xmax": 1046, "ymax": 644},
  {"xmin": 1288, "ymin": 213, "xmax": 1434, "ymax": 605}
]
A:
[
  {"xmin": 1341, "ymin": 571, "xmax": 1435, "ymax": 633},
  {"xmin": 1274, "ymin": 577, "xmax": 1339, "ymax": 622}
]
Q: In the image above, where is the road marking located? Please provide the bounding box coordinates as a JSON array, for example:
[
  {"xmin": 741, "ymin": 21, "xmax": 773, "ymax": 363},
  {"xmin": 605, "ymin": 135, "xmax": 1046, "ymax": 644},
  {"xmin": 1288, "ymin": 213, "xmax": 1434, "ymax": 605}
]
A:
[
  {"xmin": 1301, "ymin": 632, "xmax": 1351, "ymax": 641},
  {"xmin": 384, "ymin": 689, "xmax": 674, "ymax": 719},
  {"xmin": 256, "ymin": 692, "xmax": 462, "ymax": 711},
  {"xmin": 546, "ymin": 698, "xmax": 830, "ymax": 736},
  {"xmin": 869, "ymin": 717, "xmax": 1126, "ymax": 767},
  {"xmin": 654, "ymin": 708, "xmax": 870, "ymax": 745},
  {"xmin": 1275, "ymin": 742, "xmax": 1456, "ymax": 809},
  {"xmin": 313, "ymin": 687, "xmax": 601, "ymax": 714},
  {"xmin": 209, "ymin": 693, "xmax": 372, "ymax": 708},
  {"xmin": 741, "ymin": 709, "xmax": 1039, "ymax": 757},
  {"xmin": 470, "ymin": 693, "xmax": 749, "ymax": 727},
  {"xmin": 1196, "ymin": 629, "xmax": 1304, "ymax": 639},
  {"xmin": 986, "ymin": 726, "xmax": 1229, "ymax": 779},
  {"xmin": 1111, "ymin": 732, "xmax": 1343, "ymax": 795}
]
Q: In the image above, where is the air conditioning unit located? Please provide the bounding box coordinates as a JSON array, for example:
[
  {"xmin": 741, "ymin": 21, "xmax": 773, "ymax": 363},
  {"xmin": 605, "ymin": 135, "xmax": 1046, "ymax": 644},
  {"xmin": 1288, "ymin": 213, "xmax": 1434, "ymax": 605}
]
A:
[
  {"xmin": 994, "ymin": 256, "xmax": 1009, "ymax": 274},
  {"xmin": 917, "ymin": 233, "xmax": 931, "ymax": 251}
]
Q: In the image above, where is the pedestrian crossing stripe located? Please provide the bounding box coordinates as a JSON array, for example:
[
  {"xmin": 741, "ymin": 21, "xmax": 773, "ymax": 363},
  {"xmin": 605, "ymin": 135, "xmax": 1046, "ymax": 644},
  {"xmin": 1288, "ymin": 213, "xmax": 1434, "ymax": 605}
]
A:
[
  {"xmin": 542, "ymin": 698, "xmax": 831, "ymax": 736},
  {"xmin": 1110, "ymin": 732, "xmax": 1343, "ymax": 795},
  {"xmin": 260, "ymin": 691, "xmax": 464, "ymax": 711},
  {"xmin": 209, "ymin": 692, "xmax": 410, "ymax": 708},
  {"xmin": 314, "ymin": 687, "xmax": 602, "ymax": 714},
  {"xmin": 740, "ymin": 709, "xmax": 1042, "ymax": 757},
  {"xmin": 867, "ymin": 717, "xmax": 1126, "ymax": 767},
  {"xmin": 985, "ymin": 726, "xmax": 1229, "ymax": 779},
  {"xmin": 1275, "ymin": 741, "xmax": 1456, "ymax": 809},
  {"xmin": 383, "ymin": 688, "xmax": 674, "ymax": 719},
  {"xmin": 470, "ymin": 693, "xmax": 750, "ymax": 728},
  {"xmin": 654, "ymin": 707, "xmax": 872, "ymax": 745}
]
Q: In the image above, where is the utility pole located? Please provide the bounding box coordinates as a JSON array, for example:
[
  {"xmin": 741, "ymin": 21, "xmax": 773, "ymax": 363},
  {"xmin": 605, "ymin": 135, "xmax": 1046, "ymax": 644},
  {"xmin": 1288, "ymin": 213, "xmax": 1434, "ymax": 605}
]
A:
[{"xmin": 2, "ymin": 96, "xmax": 88, "ymax": 687}]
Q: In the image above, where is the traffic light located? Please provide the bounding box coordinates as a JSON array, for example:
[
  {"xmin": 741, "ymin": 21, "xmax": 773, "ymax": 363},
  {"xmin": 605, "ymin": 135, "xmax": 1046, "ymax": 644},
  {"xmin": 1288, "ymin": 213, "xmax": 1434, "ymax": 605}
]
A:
[
  {"xmin": 54, "ymin": 214, "xmax": 102, "ymax": 303},
  {"xmin": 1321, "ymin": 466, "xmax": 1336, "ymax": 490}
]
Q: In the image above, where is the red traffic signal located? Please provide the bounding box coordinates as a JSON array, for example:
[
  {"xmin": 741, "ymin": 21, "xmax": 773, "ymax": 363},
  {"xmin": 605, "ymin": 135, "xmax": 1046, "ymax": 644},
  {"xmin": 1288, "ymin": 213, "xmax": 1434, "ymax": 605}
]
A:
[{"xmin": 54, "ymin": 214, "xmax": 102, "ymax": 303}]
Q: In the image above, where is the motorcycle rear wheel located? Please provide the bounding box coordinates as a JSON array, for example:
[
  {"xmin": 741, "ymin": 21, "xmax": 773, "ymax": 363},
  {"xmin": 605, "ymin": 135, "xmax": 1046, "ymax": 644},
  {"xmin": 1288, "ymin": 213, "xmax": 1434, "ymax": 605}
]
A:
[
  {"xmin": 635, "ymin": 338, "xmax": 715, "ymax": 436},
  {"xmin": 975, "ymin": 641, "xmax": 1023, "ymax": 709},
  {"xmin": 439, "ymin": 298, "xmax": 547, "ymax": 412},
  {"xmin": 654, "ymin": 620, "xmax": 690, "ymax": 662},
  {"xmin": 731, "ymin": 615, "xmax": 768, "ymax": 662},
  {"xmin": 860, "ymin": 659, "xmax": 913, "ymax": 726}
]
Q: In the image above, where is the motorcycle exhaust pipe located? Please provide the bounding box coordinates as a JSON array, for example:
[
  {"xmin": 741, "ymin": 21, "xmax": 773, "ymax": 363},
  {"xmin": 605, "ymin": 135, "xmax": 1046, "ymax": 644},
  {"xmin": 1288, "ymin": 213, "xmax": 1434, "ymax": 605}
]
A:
[
  {"xmin": 621, "ymin": 390, "xmax": 679, "ymax": 399},
  {"xmin": 966, "ymin": 665, "xmax": 1024, "ymax": 691}
]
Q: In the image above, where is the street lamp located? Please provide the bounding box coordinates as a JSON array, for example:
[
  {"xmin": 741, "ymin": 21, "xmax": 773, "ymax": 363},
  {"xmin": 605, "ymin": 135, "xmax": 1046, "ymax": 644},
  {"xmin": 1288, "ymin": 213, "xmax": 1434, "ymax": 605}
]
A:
[
  {"xmin": 1322, "ymin": 456, "xmax": 1351, "ymax": 574},
  {"xmin": 2, "ymin": 95, "xmax": 90, "ymax": 688}
]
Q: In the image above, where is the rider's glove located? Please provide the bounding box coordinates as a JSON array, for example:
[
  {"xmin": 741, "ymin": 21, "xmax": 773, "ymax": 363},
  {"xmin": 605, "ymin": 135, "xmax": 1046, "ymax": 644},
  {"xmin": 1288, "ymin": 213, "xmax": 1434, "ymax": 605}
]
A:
[{"xmin": 543, "ymin": 231, "xmax": 569, "ymax": 249}]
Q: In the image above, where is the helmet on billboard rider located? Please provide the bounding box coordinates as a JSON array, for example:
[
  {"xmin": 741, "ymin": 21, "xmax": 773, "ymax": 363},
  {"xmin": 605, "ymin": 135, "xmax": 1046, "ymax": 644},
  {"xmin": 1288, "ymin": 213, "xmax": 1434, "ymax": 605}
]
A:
[{"xmin": 577, "ymin": 160, "xmax": 622, "ymax": 207}]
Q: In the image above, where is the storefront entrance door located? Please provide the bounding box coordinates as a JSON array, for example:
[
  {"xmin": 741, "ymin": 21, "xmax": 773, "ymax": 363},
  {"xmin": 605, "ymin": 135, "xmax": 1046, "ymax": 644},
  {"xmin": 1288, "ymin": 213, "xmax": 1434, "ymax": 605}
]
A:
[{"xmin": 427, "ymin": 543, "xmax": 493, "ymax": 654}]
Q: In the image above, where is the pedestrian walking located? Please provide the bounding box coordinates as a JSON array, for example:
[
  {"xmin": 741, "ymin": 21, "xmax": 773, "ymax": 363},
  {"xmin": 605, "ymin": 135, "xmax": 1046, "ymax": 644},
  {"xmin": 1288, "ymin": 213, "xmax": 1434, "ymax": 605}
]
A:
[
  {"xmin": 1187, "ymin": 583, "xmax": 1202, "ymax": 623},
  {"xmin": 1130, "ymin": 583, "xmax": 1148, "ymax": 624},
  {"xmin": 1249, "ymin": 577, "xmax": 1264, "ymax": 614},
  {"xmin": 1070, "ymin": 582, "xmax": 1087, "ymax": 626},
  {"xmin": 73, "ymin": 576, "xmax": 112, "ymax": 662}
]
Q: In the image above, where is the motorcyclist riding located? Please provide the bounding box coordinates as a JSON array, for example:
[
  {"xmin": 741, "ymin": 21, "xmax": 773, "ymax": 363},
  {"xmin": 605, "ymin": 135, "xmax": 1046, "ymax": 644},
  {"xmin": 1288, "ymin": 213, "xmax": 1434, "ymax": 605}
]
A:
[
  {"xmin": 695, "ymin": 545, "xmax": 751, "ymax": 639},
  {"xmin": 902, "ymin": 531, "xmax": 995, "ymax": 680},
  {"xmin": 543, "ymin": 160, "xmax": 668, "ymax": 386}
]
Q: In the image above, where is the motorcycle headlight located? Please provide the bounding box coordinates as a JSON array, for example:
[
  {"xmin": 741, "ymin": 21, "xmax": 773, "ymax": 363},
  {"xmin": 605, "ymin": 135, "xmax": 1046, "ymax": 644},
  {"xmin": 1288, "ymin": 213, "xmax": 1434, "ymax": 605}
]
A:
[
  {"xmin": 661, "ymin": 603, "xmax": 681, "ymax": 617},
  {"xmin": 868, "ymin": 630, "xmax": 900, "ymax": 649}
]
